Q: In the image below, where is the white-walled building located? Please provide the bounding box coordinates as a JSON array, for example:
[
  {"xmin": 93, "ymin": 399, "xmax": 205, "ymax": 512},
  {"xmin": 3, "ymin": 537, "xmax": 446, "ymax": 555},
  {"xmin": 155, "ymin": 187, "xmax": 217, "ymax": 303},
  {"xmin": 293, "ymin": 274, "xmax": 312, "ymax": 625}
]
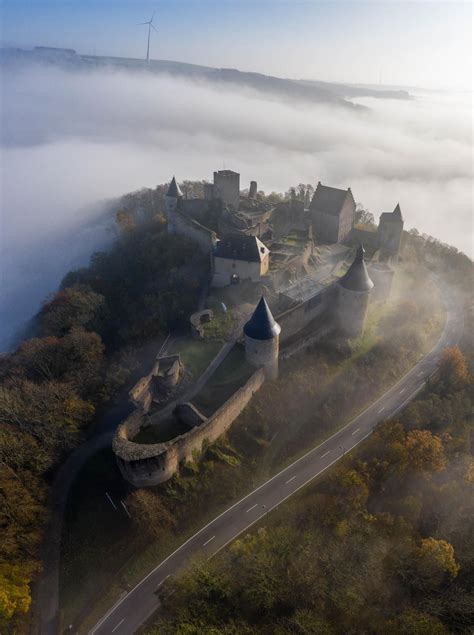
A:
[{"xmin": 212, "ymin": 234, "xmax": 270, "ymax": 287}]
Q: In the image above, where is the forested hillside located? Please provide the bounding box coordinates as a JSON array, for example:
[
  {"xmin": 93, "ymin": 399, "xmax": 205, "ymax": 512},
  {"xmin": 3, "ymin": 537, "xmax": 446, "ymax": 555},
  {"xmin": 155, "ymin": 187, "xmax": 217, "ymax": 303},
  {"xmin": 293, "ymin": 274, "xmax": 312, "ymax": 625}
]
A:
[
  {"xmin": 148, "ymin": 344, "xmax": 473, "ymax": 634},
  {"xmin": 0, "ymin": 193, "xmax": 208, "ymax": 630}
]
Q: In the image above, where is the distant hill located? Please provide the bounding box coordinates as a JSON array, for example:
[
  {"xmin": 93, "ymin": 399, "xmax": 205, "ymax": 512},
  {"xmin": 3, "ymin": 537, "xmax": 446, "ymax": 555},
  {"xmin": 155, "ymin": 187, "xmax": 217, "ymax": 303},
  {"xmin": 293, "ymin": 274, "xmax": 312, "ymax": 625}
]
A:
[{"xmin": 0, "ymin": 46, "xmax": 411, "ymax": 108}]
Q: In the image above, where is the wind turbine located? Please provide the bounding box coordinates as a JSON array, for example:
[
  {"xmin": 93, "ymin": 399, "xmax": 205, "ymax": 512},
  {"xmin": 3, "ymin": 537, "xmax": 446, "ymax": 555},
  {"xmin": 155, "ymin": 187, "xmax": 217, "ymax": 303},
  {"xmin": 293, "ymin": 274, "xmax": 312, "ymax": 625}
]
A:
[{"xmin": 138, "ymin": 12, "xmax": 158, "ymax": 62}]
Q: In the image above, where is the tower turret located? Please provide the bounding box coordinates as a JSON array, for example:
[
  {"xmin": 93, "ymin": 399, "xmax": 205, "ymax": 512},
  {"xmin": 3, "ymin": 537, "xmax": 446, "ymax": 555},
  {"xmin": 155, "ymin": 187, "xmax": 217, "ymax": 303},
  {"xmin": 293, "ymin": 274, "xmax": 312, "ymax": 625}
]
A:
[
  {"xmin": 244, "ymin": 296, "xmax": 281, "ymax": 380},
  {"xmin": 378, "ymin": 203, "xmax": 404, "ymax": 263},
  {"xmin": 165, "ymin": 176, "xmax": 183, "ymax": 232},
  {"xmin": 337, "ymin": 244, "xmax": 374, "ymax": 338}
]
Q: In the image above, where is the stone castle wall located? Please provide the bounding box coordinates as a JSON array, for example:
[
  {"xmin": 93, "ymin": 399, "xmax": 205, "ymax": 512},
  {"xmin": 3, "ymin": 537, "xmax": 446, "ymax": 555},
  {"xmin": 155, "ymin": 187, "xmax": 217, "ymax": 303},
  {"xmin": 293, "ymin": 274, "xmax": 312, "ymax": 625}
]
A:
[
  {"xmin": 213, "ymin": 171, "xmax": 240, "ymax": 210},
  {"xmin": 277, "ymin": 284, "xmax": 337, "ymax": 342},
  {"xmin": 350, "ymin": 227, "xmax": 380, "ymax": 250},
  {"xmin": 115, "ymin": 368, "xmax": 265, "ymax": 487},
  {"xmin": 129, "ymin": 375, "xmax": 153, "ymax": 412},
  {"xmin": 337, "ymin": 286, "xmax": 371, "ymax": 338},
  {"xmin": 245, "ymin": 333, "xmax": 279, "ymax": 380},
  {"xmin": 172, "ymin": 210, "xmax": 217, "ymax": 256},
  {"xmin": 212, "ymin": 255, "xmax": 268, "ymax": 288},
  {"xmin": 179, "ymin": 198, "xmax": 212, "ymax": 223}
]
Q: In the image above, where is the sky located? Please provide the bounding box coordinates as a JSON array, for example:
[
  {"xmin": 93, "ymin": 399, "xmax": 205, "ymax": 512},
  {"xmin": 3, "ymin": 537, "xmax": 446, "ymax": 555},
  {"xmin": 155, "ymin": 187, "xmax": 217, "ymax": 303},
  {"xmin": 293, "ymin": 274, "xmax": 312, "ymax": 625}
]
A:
[{"xmin": 1, "ymin": 0, "xmax": 472, "ymax": 90}]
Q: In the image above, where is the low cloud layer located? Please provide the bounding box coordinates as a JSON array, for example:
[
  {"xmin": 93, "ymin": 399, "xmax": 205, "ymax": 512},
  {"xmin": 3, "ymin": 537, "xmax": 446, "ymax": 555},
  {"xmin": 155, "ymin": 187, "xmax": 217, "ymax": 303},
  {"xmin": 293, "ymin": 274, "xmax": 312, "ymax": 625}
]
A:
[{"xmin": 0, "ymin": 64, "xmax": 472, "ymax": 350}]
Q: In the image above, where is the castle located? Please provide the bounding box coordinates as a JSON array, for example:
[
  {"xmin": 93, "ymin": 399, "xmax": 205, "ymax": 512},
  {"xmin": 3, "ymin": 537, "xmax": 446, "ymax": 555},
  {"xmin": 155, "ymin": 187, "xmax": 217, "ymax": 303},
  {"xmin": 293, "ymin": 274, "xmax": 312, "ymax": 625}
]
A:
[
  {"xmin": 113, "ymin": 170, "xmax": 404, "ymax": 487},
  {"xmin": 165, "ymin": 169, "xmax": 403, "ymax": 286}
]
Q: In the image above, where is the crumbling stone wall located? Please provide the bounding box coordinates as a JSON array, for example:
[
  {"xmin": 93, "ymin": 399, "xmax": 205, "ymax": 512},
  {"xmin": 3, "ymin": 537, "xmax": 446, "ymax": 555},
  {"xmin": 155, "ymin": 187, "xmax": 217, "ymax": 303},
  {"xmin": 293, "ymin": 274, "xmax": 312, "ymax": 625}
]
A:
[
  {"xmin": 350, "ymin": 227, "xmax": 380, "ymax": 250},
  {"xmin": 172, "ymin": 210, "xmax": 217, "ymax": 256},
  {"xmin": 114, "ymin": 368, "xmax": 265, "ymax": 487}
]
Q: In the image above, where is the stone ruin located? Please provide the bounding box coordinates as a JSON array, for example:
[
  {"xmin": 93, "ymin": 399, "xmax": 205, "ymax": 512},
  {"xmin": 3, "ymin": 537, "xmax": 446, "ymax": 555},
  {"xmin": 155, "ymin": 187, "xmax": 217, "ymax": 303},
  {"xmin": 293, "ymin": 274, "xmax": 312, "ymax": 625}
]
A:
[{"xmin": 129, "ymin": 354, "xmax": 183, "ymax": 413}]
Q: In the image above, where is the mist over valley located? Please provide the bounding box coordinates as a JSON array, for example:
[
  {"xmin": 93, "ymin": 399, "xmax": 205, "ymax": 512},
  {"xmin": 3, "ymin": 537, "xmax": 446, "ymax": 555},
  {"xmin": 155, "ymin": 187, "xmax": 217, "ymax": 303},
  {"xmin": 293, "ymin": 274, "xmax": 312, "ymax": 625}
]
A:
[{"xmin": 0, "ymin": 50, "xmax": 472, "ymax": 350}]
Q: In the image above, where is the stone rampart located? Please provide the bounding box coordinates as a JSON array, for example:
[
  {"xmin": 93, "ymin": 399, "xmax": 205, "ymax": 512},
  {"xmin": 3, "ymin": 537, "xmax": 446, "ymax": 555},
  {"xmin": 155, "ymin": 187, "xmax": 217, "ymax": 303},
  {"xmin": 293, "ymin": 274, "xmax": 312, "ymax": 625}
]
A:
[
  {"xmin": 280, "ymin": 322, "xmax": 334, "ymax": 360},
  {"xmin": 114, "ymin": 368, "xmax": 265, "ymax": 487},
  {"xmin": 277, "ymin": 284, "xmax": 337, "ymax": 342},
  {"xmin": 349, "ymin": 227, "xmax": 380, "ymax": 250},
  {"xmin": 173, "ymin": 210, "xmax": 217, "ymax": 256}
]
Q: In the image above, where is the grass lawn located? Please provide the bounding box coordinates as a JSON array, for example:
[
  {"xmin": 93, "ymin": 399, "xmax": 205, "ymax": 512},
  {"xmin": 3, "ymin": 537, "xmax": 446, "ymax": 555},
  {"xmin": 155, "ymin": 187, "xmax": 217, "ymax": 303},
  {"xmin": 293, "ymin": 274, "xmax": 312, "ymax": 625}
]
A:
[
  {"xmin": 168, "ymin": 338, "xmax": 222, "ymax": 379},
  {"xmin": 193, "ymin": 345, "xmax": 254, "ymax": 416},
  {"xmin": 131, "ymin": 416, "xmax": 190, "ymax": 444},
  {"xmin": 201, "ymin": 310, "xmax": 237, "ymax": 340}
]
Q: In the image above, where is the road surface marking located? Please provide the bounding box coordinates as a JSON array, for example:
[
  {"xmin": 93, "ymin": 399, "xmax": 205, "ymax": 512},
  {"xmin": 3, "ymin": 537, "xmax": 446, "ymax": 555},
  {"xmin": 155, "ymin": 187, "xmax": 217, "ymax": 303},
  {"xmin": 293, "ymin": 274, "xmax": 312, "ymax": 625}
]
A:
[
  {"xmin": 399, "ymin": 388, "xmax": 406, "ymax": 394},
  {"xmin": 89, "ymin": 591, "xmax": 129, "ymax": 634},
  {"xmin": 377, "ymin": 407, "xmax": 385, "ymax": 414},
  {"xmin": 351, "ymin": 428, "xmax": 360, "ymax": 436},
  {"xmin": 158, "ymin": 575, "xmax": 169, "ymax": 587},
  {"xmin": 321, "ymin": 450, "xmax": 330, "ymax": 458},
  {"xmin": 286, "ymin": 475, "xmax": 297, "ymax": 484},
  {"xmin": 203, "ymin": 536, "xmax": 215, "ymax": 547},
  {"xmin": 246, "ymin": 504, "xmax": 258, "ymax": 513},
  {"xmin": 112, "ymin": 619, "xmax": 125, "ymax": 632}
]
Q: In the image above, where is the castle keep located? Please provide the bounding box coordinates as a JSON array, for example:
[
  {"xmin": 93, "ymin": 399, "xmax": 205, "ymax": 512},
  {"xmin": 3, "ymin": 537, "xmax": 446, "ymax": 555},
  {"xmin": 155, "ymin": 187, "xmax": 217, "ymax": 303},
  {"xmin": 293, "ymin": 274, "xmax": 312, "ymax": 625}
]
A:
[{"xmin": 114, "ymin": 169, "xmax": 404, "ymax": 487}]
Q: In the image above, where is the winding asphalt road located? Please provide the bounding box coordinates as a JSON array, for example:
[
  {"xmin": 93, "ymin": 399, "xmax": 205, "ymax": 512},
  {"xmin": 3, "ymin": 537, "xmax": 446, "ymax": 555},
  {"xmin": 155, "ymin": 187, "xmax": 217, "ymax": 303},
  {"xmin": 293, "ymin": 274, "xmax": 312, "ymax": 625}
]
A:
[{"xmin": 89, "ymin": 286, "xmax": 463, "ymax": 635}]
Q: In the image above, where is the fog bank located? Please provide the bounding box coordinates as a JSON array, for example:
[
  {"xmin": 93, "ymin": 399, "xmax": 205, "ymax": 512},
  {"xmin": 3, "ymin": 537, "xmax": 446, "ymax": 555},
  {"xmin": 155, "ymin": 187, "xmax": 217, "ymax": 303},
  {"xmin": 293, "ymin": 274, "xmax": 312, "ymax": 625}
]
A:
[{"xmin": 0, "ymin": 65, "xmax": 472, "ymax": 350}]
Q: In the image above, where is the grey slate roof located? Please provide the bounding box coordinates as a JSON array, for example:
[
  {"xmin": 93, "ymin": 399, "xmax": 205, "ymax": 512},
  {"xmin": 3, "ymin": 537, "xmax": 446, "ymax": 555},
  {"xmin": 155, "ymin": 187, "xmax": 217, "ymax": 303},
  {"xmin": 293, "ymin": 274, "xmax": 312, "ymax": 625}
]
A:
[
  {"xmin": 310, "ymin": 182, "xmax": 354, "ymax": 216},
  {"xmin": 166, "ymin": 176, "xmax": 183, "ymax": 198},
  {"xmin": 339, "ymin": 244, "xmax": 374, "ymax": 292},
  {"xmin": 380, "ymin": 203, "xmax": 403, "ymax": 224},
  {"xmin": 244, "ymin": 296, "xmax": 281, "ymax": 340},
  {"xmin": 214, "ymin": 234, "xmax": 268, "ymax": 262}
]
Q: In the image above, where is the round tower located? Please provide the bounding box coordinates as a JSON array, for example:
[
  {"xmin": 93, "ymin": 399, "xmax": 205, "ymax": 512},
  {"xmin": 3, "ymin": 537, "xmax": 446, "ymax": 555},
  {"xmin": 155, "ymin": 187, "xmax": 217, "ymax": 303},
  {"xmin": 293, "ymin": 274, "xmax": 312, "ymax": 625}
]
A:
[
  {"xmin": 244, "ymin": 296, "xmax": 281, "ymax": 380},
  {"xmin": 165, "ymin": 176, "xmax": 183, "ymax": 232},
  {"xmin": 337, "ymin": 244, "xmax": 374, "ymax": 338}
]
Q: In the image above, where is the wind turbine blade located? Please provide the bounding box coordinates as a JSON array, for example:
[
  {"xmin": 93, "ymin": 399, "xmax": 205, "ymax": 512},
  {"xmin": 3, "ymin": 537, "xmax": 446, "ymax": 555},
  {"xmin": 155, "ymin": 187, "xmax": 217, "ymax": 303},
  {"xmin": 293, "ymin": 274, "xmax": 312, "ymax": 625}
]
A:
[
  {"xmin": 151, "ymin": 23, "xmax": 158, "ymax": 32},
  {"xmin": 137, "ymin": 21, "xmax": 148, "ymax": 25},
  {"xmin": 150, "ymin": 11, "xmax": 155, "ymax": 21}
]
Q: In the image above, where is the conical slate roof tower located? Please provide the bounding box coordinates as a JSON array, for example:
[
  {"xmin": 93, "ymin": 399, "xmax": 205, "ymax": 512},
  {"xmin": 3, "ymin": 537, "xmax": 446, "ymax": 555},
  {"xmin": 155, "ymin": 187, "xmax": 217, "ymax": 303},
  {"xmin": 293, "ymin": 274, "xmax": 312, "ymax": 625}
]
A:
[
  {"xmin": 392, "ymin": 203, "xmax": 403, "ymax": 221},
  {"xmin": 166, "ymin": 176, "xmax": 183, "ymax": 198},
  {"xmin": 244, "ymin": 296, "xmax": 281, "ymax": 340},
  {"xmin": 339, "ymin": 244, "xmax": 374, "ymax": 292},
  {"xmin": 337, "ymin": 245, "xmax": 374, "ymax": 338},
  {"xmin": 244, "ymin": 296, "xmax": 281, "ymax": 379}
]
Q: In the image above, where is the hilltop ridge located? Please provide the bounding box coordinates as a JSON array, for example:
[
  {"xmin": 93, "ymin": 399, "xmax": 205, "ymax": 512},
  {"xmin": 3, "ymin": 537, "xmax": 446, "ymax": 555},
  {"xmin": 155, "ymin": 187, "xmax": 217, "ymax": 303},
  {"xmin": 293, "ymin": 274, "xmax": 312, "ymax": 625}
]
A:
[{"xmin": 0, "ymin": 46, "xmax": 411, "ymax": 108}]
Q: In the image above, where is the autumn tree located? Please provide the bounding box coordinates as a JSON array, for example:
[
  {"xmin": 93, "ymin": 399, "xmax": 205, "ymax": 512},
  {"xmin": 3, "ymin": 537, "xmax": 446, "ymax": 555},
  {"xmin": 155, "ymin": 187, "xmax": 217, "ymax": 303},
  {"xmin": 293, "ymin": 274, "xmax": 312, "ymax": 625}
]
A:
[
  {"xmin": 40, "ymin": 284, "xmax": 105, "ymax": 337},
  {"xmin": 355, "ymin": 203, "xmax": 376, "ymax": 228},
  {"xmin": 437, "ymin": 347, "xmax": 469, "ymax": 390},
  {"xmin": 404, "ymin": 430, "xmax": 446, "ymax": 473},
  {"xmin": 0, "ymin": 377, "xmax": 94, "ymax": 455},
  {"xmin": 0, "ymin": 563, "xmax": 33, "ymax": 621},
  {"xmin": 125, "ymin": 489, "xmax": 175, "ymax": 541},
  {"xmin": 116, "ymin": 210, "xmax": 136, "ymax": 233},
  {"xmin": 410, "ymin": 538, "xmax": 460, "ymax": 591},
  {"xmin": 385, "ymin": 609, "xmax": 449, "ymax": 635}
]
